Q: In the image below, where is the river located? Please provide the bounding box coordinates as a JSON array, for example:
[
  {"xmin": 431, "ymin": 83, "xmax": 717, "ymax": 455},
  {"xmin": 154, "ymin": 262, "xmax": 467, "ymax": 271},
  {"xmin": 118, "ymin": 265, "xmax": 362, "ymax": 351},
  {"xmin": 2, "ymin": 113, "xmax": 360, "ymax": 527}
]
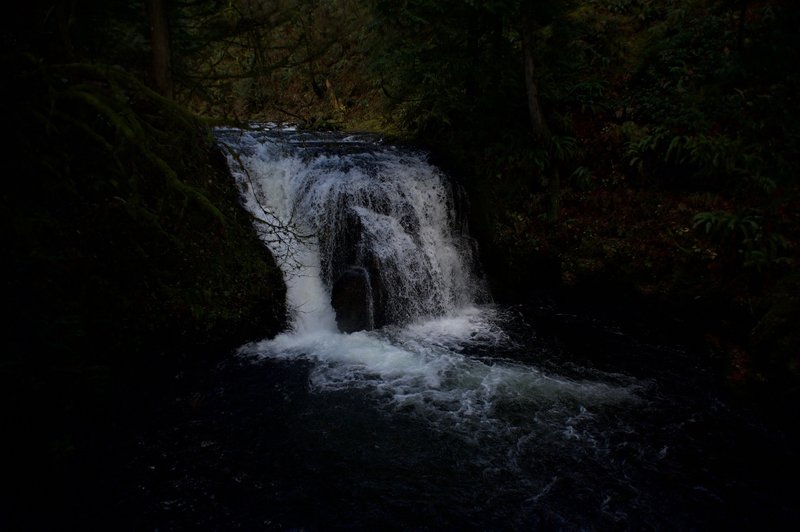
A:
[{"xmin": 117, "ymin": 127, "xmax": 798, "ymax": 530}]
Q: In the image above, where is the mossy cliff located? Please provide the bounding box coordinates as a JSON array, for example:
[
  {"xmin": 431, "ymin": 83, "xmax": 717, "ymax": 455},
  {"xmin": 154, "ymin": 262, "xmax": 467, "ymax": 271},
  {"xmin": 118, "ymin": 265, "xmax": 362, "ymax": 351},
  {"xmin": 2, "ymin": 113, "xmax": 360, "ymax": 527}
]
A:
[
  {"xmin": 2, "ymin": 57, "xmax": 286, "ymax": 367},
  {"xmin": 1, "ymin": 57, "xmax": 286, "ymax": 517}
]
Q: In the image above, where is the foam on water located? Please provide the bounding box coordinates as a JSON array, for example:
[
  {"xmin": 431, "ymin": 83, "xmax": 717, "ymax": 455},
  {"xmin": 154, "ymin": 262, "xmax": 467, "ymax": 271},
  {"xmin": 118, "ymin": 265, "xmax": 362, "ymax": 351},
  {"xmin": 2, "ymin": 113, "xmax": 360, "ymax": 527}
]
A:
[
  {"xmin": 217, "ymin": 126, "xmax": 638, "ymax": 430},
  {"xmin": 237, "ymin": 307, "xmax": 639, "ymax": 443}
]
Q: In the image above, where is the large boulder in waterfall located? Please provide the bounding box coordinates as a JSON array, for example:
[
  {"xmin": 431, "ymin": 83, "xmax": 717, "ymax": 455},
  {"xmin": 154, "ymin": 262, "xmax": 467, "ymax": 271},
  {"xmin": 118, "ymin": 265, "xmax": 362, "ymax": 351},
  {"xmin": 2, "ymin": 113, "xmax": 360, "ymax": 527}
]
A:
[
  {"xmin": 331, "ymin": 267, "xmax": 374, "ymax": 333},
  {"xmin": 322, "ymin": 206, "xmax": 362, "ymax": 287}
]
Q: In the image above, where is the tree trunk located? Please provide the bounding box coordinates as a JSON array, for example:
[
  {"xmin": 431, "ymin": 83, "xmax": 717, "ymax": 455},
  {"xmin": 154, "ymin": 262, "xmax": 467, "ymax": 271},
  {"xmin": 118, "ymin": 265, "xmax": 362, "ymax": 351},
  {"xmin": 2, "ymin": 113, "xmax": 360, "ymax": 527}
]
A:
[
  {"xmin": 521, "ymin": 16, "xmax": 560, "ymax": 221},
  {"xmin": 521, "ymin": 18, "xmax": 548, "ymax": 142},
  {"xmin": 146, "ymin": 0, "xmax": 173, "ymax": 99}
]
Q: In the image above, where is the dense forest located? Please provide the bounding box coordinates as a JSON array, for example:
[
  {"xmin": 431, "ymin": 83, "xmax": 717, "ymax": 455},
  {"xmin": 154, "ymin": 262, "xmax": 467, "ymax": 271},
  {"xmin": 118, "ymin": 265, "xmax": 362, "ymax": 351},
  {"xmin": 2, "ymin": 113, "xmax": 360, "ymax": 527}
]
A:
[{"xmin": 3, "ymin": 0, "xmax": 799, "ymax": 528}]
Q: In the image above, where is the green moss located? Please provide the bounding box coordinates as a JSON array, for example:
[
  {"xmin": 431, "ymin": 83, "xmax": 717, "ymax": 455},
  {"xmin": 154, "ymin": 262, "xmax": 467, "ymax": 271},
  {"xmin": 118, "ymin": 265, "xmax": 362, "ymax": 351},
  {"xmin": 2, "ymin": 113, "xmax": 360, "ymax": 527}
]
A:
[{"xmin": 3, "ymin": 56, "xmax": 286, "ymax": 372}]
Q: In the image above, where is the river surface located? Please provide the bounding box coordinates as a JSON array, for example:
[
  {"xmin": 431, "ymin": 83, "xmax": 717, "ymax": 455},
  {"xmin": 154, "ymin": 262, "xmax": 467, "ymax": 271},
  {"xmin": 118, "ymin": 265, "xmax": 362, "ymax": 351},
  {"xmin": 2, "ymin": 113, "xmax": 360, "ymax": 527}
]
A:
[
  {"xmin": 116, "ymin": 127, "xmax": 798, "ymax": 530},
  {"xmin": 119, "ymin": 303, "xmax": 796, "ymax": 531}
]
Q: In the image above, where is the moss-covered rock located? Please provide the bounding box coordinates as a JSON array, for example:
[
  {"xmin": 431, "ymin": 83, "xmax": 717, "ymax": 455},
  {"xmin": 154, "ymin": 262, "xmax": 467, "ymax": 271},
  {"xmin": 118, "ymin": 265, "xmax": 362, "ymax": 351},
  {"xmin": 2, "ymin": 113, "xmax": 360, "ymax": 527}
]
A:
[
  {"xmin": 2, "ymin": 55, "xmax": 286, "ymax": 370},
  {"xmin": 1, "ymin": 56, "xmax": 287, "ymax": 528}
]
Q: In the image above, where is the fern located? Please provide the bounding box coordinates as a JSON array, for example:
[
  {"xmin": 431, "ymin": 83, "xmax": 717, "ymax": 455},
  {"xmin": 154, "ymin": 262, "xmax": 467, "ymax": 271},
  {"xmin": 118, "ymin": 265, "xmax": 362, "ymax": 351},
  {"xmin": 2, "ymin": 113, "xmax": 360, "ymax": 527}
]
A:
[
  {"xmin": 570, "ymin": 165, "xmax": 593, "ymax": 189},
  {"xmin": 693, "ymin": 210, "xmax": 791, "ymax": 271},
  {"xmin": 549, "ymin": 135, "xmax": 578, "ymax": 162}
]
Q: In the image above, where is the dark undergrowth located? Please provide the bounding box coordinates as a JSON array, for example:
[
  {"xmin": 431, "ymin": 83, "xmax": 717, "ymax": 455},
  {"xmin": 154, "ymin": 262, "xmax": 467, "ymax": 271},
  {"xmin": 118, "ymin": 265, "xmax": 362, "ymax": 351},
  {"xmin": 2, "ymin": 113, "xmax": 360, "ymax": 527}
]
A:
[{"xmin": 1, "ymin": 55, "xmax": 286, "ymax": 528}]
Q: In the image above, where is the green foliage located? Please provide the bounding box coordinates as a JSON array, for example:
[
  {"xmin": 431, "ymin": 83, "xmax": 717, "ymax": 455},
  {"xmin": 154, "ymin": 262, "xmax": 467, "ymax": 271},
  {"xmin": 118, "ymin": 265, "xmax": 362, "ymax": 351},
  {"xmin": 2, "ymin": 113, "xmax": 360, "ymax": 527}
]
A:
[
  {"xmin": 626, "ymin": 126, "xmax": 768, "ymax": 189},
  {"xmin": 624, "ymin": 0, "xmax": 800, "ymax": 193},
  {"xmin": 570, "ymin": 165, "xmax": 593, "ymax": 189},
  {"xmin": 370, "ymin": 0, "xmax": 567, "ymax": 139},
  {"xmin": 170, "ymin": 0, "xmax": 375, "ymax": 122},
  {"xmin": 566, "ymin": 80, "xmax": 609, "ymax": 115},
  {"xmin": 549, "ymin": 135, "xmax": 579, "ymax": 162},
  {"xmin": 693, "ymin": 210, "xmax": 791, "ymax": 271},
  {"xmin": 2, "ymin": 56, "xmax": 286, "ymax": 368}
]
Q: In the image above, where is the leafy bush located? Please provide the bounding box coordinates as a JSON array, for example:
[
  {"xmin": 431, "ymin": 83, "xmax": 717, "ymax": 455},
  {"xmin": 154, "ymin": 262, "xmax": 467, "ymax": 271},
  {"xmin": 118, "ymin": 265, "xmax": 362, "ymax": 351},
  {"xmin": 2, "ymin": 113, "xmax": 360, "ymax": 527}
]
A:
[{"xmin": 693, "ymin": 210, "xmax": 791, "ymax": 271}]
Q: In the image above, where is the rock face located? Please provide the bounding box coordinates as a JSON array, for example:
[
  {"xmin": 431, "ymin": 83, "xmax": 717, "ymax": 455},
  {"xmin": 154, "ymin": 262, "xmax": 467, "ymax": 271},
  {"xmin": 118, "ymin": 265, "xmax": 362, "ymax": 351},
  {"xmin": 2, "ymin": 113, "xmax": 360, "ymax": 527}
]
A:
[{"xmin": 331, "ymin": 267, "xmax": 374, "ymax": 333}]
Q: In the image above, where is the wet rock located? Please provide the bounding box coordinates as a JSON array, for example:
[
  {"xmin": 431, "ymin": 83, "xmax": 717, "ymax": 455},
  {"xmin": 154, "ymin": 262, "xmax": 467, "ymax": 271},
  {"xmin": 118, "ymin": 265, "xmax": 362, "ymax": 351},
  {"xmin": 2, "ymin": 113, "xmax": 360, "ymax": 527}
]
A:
[
  {"xmin": 322, "ymin": 206, "xmax": 363, "ymax": 286},
  {"xmin": 331, "ymin": 267, "xmax": 374, "ymax": 333}
]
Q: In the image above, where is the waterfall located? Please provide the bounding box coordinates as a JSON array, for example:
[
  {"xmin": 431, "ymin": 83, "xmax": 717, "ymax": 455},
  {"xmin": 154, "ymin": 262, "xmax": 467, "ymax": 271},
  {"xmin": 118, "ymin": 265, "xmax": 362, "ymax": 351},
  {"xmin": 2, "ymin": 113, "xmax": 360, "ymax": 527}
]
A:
[
  {"xmin": 216, "ymin": 126, "xmax": 488, "ymax": 334},
  {"xmin": 117, "ymin": 127, "xmax": 781, "ymax": 532},
  {"xmin": 215, "ymin": 124, "xmax": 636, "ymax": 431}
]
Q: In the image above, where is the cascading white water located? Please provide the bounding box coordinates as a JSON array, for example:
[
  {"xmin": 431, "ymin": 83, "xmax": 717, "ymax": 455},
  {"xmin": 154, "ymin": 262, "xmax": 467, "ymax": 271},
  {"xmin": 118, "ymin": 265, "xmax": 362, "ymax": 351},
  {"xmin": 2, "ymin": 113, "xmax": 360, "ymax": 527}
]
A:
[
  {"xmin": 215, "ymin": 125, "xmax": 637, "ymax": 427},
  {"xmin": 217, "ymin": 126, "xmax": 486, "ymax": 332}
]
